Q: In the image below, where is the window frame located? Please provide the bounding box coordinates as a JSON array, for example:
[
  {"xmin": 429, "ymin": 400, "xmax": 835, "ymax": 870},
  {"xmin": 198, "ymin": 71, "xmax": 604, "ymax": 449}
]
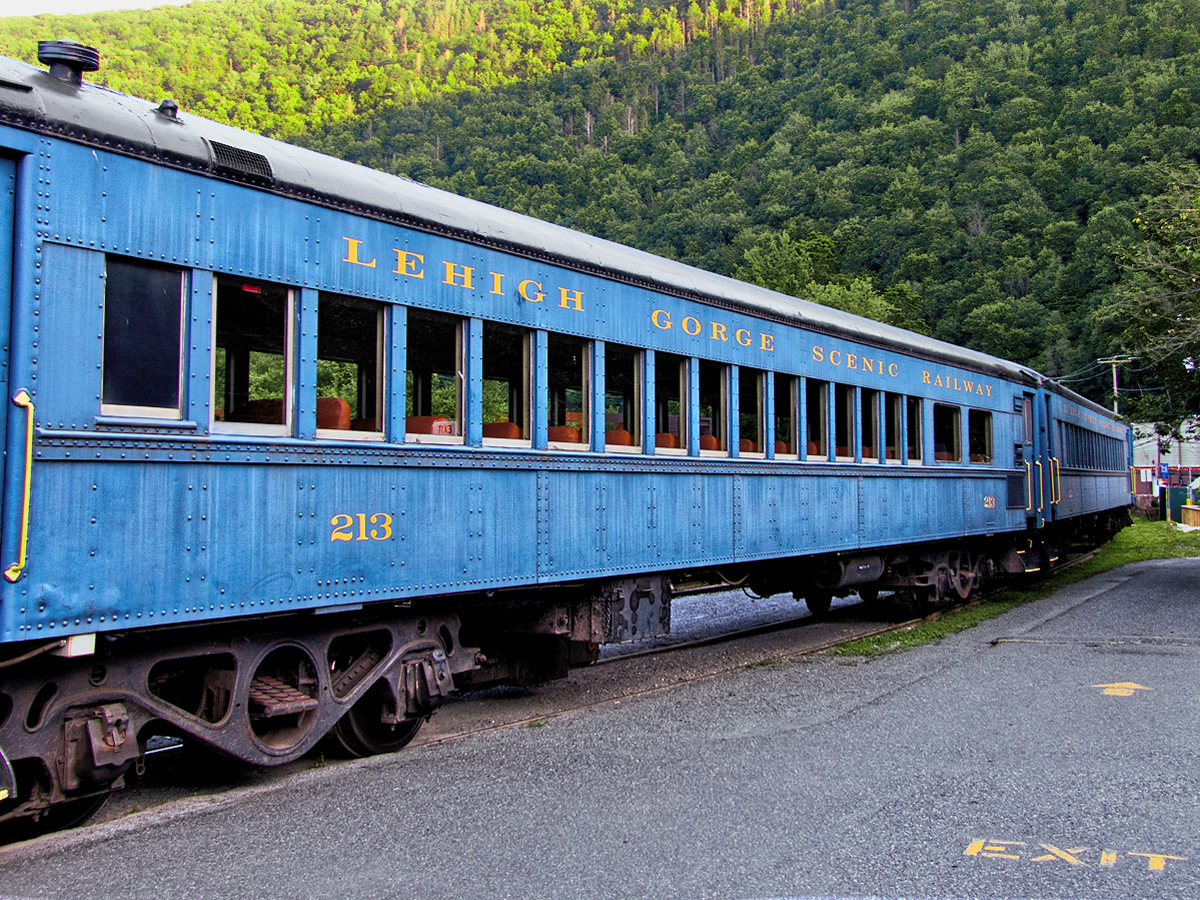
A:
[
  {"xmin": 480, "ymin": 320, "xmax": 532, "ymax": 448},
  {"xmin": 315, "ymin": 294, "xmax": 386, "ymax": 443},
  {"xmin": 546, "ymin": 331, "xmax": 591, "ymax": 451},
  {"xmin": 774, "ymin": 374, "xmax": 799, "ymax": 459},
  {"xmin": 210, "ymin": 276, "xmax": 295, "ymax": 437},
  {"xmin": 404, "ymin": 308, "xmax": 465, "ymax": 445},
  {"xmin": 100, "ymin": 258, "xmax": 187, "ymax": 421},
  {"xmin": 805, "ymin": 378, "xmax": 829, "ymax": 461},
  {"xmin": 654, "ymin": 351, "xmax": 688, "ymax": 456},
  {"xmin": 604, "ymin": 342, "xmax": 642, "ymax": 454},
  {"xmin": 932, "ymin": 402, "xmax": 962, "ymax": 462},
  {"xmin": 968, "ymin": 408, "xmax": 994, "ymax": 464}
]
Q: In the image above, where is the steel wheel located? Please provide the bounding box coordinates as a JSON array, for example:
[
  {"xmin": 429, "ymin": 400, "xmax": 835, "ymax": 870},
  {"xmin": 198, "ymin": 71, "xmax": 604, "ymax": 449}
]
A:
[{"xmin": 330, "ymin": 684, "xmax": 423, "ymax": 758}]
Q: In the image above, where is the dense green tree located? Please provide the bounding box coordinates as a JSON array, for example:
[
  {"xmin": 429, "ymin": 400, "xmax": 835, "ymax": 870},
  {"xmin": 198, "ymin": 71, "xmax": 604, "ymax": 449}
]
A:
[{"xmin": 3, "ymin": 0, "xmax": 1197, "ymax": 409}]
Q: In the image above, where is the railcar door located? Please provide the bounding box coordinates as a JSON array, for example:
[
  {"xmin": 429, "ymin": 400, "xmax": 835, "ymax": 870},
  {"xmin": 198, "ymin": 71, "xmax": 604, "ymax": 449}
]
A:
[
  {"xmin": 0, "ymin": 156, "xmax": 13, "ymax": 541},
  {"xmin": 1017, "ymin": 391, "xmax": 1038, "ymax": 528},
  {"xmin": 1044, "ymin": 391, "xmax": 1061, "ymax": 522}
]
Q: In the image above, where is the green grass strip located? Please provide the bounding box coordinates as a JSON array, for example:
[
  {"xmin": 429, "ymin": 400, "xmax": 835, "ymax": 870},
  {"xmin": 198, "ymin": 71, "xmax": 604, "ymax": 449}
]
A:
[{"xmin": 829, "ymin": 517, "xmax": 1200, "ymax": 659}]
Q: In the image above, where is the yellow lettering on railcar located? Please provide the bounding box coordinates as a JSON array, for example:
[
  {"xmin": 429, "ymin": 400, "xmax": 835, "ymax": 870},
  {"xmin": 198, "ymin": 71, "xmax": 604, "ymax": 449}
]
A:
[
  {"xmin": 649, "ymin": 309, "xmax": 775, "ymax": 356},
  {"xmin": 330, "ymin": 513, "xmax": 394, "ymax": 542},
  {"xmin": 811, "ymin": 346, "xmax": 901, "ymax": 379}
]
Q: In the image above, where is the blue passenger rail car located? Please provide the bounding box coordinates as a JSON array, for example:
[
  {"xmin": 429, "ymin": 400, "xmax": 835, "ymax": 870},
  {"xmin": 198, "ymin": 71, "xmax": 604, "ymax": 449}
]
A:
[{"xmin": 0, "ymin": 42, "xmax": 1130, "ymax": 827}]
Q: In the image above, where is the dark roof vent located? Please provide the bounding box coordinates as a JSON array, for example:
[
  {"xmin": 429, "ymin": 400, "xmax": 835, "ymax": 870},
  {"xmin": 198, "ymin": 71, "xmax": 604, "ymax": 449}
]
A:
[
  {"xmin": 208, "ymin": 139, "xmax": 274, "ymax": 184},
  {"xmin": 156, "ymin": 99, "xmax": 179, "ymax": 120},
  {"xmin": 37, "ymin": 40, "xmax": 99, "ymax": 87}
]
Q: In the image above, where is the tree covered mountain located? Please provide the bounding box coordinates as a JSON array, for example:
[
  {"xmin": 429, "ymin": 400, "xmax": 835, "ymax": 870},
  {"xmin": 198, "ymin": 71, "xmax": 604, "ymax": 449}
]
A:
[{"xmin": 2, "ymin": 0, "xmax": 1197, "ymax": 414}]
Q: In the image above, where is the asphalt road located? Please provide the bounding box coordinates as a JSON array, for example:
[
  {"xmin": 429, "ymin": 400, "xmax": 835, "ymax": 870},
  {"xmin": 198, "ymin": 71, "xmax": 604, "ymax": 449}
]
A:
[{"xmin": 1, "ymin": 559, "xmax": 1197, "ymax": 900}]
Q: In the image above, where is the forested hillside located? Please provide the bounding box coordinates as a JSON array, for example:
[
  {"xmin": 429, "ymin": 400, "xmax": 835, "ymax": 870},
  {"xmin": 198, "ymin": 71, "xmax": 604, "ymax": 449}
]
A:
[{"xmin": 2, "ymin": 0, "xmax": 1198, "ymax": 416}]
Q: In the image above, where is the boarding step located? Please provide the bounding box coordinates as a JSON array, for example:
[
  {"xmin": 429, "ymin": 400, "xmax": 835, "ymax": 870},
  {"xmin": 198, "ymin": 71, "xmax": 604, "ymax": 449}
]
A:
[{"xmin": 248, "ymin": 675, "xmax": 319, "ymax": 718}]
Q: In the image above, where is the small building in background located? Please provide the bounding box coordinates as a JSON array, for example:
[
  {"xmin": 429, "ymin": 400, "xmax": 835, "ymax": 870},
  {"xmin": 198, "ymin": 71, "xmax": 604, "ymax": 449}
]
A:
[{"xmin": 1131, "ymin": 419, "xmax": 1200, "ymax": 495}]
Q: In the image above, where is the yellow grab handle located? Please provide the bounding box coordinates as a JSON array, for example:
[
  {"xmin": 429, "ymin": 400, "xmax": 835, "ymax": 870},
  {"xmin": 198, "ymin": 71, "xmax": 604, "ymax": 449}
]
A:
[
  {"xmin": 1035, "ymin": 460, "xmax": 1045, "ymax": 514},
  {"xmin": 4, "ymin": 390, "xmax": 34, "ymax": 583}
]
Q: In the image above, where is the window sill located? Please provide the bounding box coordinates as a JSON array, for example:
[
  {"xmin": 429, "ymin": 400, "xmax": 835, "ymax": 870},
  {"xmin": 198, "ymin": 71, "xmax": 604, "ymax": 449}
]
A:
[{"xmin": 94, "ymin": 415, "xmax": 197, "ymax": 430}]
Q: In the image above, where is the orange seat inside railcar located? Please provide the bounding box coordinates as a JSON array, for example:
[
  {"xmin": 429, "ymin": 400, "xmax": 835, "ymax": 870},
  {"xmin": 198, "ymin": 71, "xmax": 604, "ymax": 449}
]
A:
[
  {"xmin": 316, "ymin": 398, "xmax": 351, "ymax": 430},
  {"xmin": 483, "ymin": 421, "xmax": 522, "ymax": 439},
  {"xmin": 605, "ymin": 428, "xmax": 635, "ymax": 446},
  {"xmin": 406, "ymin": 415, "xmax": 454, "ymax": 435},
  {"xmin": 547, "ymin": 425, "xmax": 581, "ymax": 443}
]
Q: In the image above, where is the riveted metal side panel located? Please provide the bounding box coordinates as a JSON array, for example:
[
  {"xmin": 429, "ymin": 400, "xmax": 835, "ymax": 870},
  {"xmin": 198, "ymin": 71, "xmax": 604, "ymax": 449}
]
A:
[
  {"xmin": 10, "ymin": 457, "xmax": 546, "ymax": 639},
  {"xmin": 35, "ymin": 243, "xmax": 104, "ymax": 430},
  {"xmin": 753, "ymin": 469, "xmax": 858, "ymax": 556}
]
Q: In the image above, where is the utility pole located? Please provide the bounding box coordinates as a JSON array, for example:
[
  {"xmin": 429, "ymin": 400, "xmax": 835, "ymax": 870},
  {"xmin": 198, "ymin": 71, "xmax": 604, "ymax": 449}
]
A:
[{"xmin": 1097, "ymin": 357, "xmax": 1136, "ymax": 414}]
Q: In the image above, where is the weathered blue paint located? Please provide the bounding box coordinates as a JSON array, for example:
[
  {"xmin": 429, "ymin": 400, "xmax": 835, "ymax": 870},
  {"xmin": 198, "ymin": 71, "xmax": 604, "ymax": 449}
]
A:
[{"xmin": 0, "ymin": 60, "xmax": 1133, "ymax": 646}]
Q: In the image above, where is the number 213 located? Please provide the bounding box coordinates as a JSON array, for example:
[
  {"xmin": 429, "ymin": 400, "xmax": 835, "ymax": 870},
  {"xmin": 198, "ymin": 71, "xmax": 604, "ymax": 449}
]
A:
[{"xmin": 330, "ymin": 513, "xmax": 393, "ymax": 542}]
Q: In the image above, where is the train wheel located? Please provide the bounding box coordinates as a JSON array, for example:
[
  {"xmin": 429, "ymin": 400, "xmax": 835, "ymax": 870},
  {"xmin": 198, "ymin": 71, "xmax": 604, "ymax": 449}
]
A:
[
  {"xmin": 330, "ymin": 683, "xmax": 423, "ymax": 758},
  {"xmin": 804, "ymin": 591, "xmax": 833, "ymax": 617}
]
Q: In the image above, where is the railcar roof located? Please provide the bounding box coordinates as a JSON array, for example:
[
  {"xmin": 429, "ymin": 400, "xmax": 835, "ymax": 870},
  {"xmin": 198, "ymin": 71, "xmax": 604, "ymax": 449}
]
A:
[{"xmin": 0, "ymin": 51, "xmax": 1116, "ymax": 418}]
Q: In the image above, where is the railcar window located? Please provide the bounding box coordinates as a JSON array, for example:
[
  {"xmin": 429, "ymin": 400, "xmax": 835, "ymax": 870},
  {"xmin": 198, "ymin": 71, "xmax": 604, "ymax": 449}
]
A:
[
  {"xmin": 806, "ymin": 379, "xmax": 828, "ymax": 459},
  {"xmin": 775, "ymin": 374, "xmax": 798, "ymax": 457},
  {"xmin": 933, "ymin": 403, "xmax": 961, "ymax": 461},
  {"xmin": 968, "ymin": 409, "xmax": 993, "ymax": 463},
  {"xmin": 698, "ymin": 360, "xmax": 727, "ymax": 454},
  {"xmin": 482, "ymin": 321, "xmax": 530, "ymax": 443},
  {"xmin": 405, "ymin": 308, "xmax": 462, "ymax": 442},
  {"xmin": 1061, "ymin": 422, "xmax": 1124, "ymax": 471},
  {"xmin": 101, "ymin": 258, "xmax": 184, "ymax": 418},
  {"xmin": 604, "ymin": 343, "xmax": 640, "ymax": 451},
  {"xmin": 884, "ymin": 392, "xmax": 902, "ymax": 461},
  {"xmin": 1021, "ymin": 396, "xmax": 1034, "ymax": 443},
  {"xmin": 317, "ymin": 294, "xmax": 383, "ymax": 438},
  {"xmin": 739, "ymin": 367, "xmax": 764, "ymax": 455},
  {"xmin": 212, "ymin": 278, "xmax": 293, "ymax": 432},
  {"xmin": 862, "ymin": 390, "xmax": 880, "ymax": 461},
  {"xmin": 548, "ymin": 333, "xmax": 588, "ymax": 447},
  {"xmin": 907, "ymin": 397, "xmax": 923, "ymax": 463},
  {"xmin": 654, "ymin": 352, "xmax": 686, "ymax": 453},
  {"xmin": 834, "ymin": 384, "xmax": 856, "ymax": 460}
]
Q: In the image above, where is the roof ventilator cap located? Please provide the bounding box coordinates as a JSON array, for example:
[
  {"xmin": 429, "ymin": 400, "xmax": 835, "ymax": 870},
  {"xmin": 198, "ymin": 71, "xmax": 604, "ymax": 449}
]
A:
[{"xmin": 37, "ymin": 40, "xmax": 100, "ymax": 86}]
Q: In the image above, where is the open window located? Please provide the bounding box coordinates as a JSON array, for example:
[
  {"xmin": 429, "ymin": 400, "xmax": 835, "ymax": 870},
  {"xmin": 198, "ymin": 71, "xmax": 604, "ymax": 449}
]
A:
[
  {"xmin": 969, "ymin": 409, "xmax": 993, "ymax": 463},
  {"xmin": 806, "ymin": 379, "xmax": 828, "ymax": 460},
  {"xmin": 482, "ymin": 321, "xmax": 530, "ymax": 445},
  {"xmin": 405, "ymin": 308, "xmax": 462, "ymax": 443},
  {"xmin": 213, "ymin": 277, "xmax": 293, "ymax": 434},
  {"xmin": 933, "ymin": 403, "xmax": 961, "ymax": 462},
  {"xmin": 654, "ymin": 352, "xmax": 686, "ymax": 454},
  {"xmin": 907, "ymin": 397, "xmax": 923, "ymax": 463},
  {"xmin": 739, "ymin": 367, "xmax": 764, "ymax": 456},
  {"xmin": 698, "ymin": 360, "xmax": 727, "ymax": 455},
  {"xmin": 862, "ymin": 389, "xmax": 880, "ymax": 461},
  {"xmin": 102, "ymin": 257, "xmax": 185, "ymax": 419},
  {"xmin": 775, "ymin": 374, "xmax": 798, "ymax": 457},
  {"xmin": 548, "ymin": 332, "xmax": 588, "ymax": 449},
  {"xmin": 317, "ymin": 294, "xmax": 383, "ymax": 439},
  {"xmin": 604, "ymin": 343, "xmax": 640, "ymax": 452},
  {"xmin": 834, "ymin": 384, "xmax": 856, "ymax": 460},
  {"xmin": 884, "ymin": 392, "xmax": 902, "ymax": 461}
]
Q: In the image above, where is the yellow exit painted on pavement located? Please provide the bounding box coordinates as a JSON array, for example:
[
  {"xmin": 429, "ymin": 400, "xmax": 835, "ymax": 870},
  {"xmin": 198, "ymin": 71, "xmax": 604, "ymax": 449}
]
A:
[{"xmin": 1093, "ymin": 682, "xmax": 1152, "ymax": 697}]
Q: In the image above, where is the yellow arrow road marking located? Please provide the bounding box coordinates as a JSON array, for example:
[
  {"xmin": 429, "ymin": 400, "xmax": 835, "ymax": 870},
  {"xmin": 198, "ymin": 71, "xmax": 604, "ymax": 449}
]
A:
[{"xmin": 1093, "ymin": 682, "xmax": 1151, "ymax": 697}]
